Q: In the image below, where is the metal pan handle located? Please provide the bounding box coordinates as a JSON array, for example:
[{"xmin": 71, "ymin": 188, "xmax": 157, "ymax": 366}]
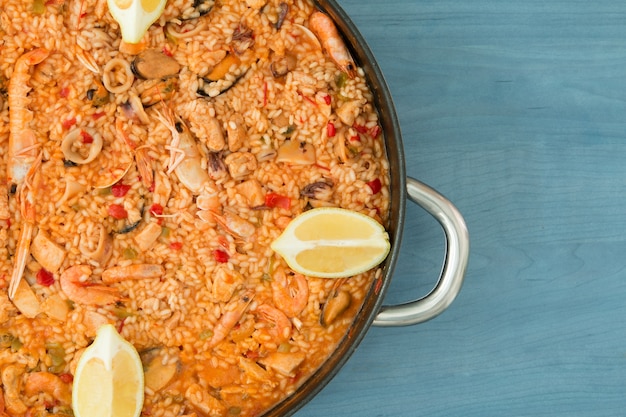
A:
[{"xmin": 373, "ymin": 177, "xmax": 469, "ymax": 326}]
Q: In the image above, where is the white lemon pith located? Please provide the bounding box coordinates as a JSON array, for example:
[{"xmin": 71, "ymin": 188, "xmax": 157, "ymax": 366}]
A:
[
  {"xmin": 270, "ymin": 207, "xmax": 391, "ymax": 278},
  {"xmin": 72, "ymin": 324, "xmax": 144, "ymax": 417},
  {"xmin": 107, "ymin": 0, "xmax": 166, "ymax": 44}
]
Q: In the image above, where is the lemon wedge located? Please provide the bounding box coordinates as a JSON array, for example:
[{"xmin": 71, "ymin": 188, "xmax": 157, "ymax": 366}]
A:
[
  {"xmin": 107, "ymin": 0, "xmax": 167, "ymax": 44},
  {"xmin": 270, "ymin": 207, "xmax": 390, "ymax": 278},
  {"xmin": 72, "ymin": 324, "xmax": 144, "ymax": 417}
]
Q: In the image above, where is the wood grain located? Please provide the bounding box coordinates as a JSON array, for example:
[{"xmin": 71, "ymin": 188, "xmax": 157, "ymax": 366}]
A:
[{"xmin": 296, "ymin": 0, "xmax": 626, "ymax": 416}]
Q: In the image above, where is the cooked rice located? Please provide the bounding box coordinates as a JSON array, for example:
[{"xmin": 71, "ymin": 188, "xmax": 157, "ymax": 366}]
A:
[{"xmin": 0, "ymin": 0, "xmax": 390, "ymax": 415}]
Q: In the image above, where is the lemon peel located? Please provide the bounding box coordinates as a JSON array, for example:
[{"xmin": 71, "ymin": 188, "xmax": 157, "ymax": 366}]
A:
[
  {"xmin": 107, "ymin": 0, "xmax": 167, "ymax": 44},
  {"xmin": 72, "ymin": 324, "xmax": 144, "ymax": 417}
]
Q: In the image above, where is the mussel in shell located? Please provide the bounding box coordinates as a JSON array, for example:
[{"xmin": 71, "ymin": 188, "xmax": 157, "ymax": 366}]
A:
[
  {"xmin": 197, "ymin": 54, "xmax": 250, "ymax": 98},
  {"xmin": 131, "ymin": 49, "xmax": 181, "ymax": 80}
]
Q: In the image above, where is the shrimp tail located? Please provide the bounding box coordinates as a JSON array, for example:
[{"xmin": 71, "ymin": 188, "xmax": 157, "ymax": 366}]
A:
[
  {"xmin": 8, "ymin": 156, "xmax": 42, "ymax": 300},
  {"xmin": 8, "ymin": 223, "xmax": 34, "ymax": 300}
]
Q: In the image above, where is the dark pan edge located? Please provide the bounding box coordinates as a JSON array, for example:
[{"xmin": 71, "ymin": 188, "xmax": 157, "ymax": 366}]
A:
[{"xmin": 264, "ymin": 1, "xmax": 407, "ymax": 415}]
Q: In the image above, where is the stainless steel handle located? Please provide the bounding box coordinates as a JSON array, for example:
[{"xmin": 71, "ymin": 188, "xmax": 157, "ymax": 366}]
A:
[{"xmin": 373, "ymin": 177, "xmax": 470, "ymax": 326}]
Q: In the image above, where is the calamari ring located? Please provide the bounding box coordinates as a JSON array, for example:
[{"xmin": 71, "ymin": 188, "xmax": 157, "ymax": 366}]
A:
[
  {"xmin": 102, "ymin": 58, "xmax": 134, "ymax": 94},
  {"xmin": 61, "ymin": 128, "xmax": 103, "ymax": 165}
]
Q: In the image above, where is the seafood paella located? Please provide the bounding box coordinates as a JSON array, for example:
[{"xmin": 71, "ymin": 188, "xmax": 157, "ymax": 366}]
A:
[{"xmin": 0, "ymin": 0, "xmax": 391, "ymax": 415}]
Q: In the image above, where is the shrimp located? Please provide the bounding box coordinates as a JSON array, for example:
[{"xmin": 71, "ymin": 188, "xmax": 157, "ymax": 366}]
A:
[
  {"xmin": 212, "ymin": 210, "xmax": 256, "ymax": 240},
  {"xmin": 208, "ymin": 290, "xmax": 254, "ymax": 348},
  {"xmin": 101, "ymin": 263, "xmax": 164, "ymax": 283},
  {"xmin": 155, "ymin": 107, "xmax": 210, "ymax": 194},
  {"xmin": 24, "ymin": 371, "xmax": 72, "ymax": 405},
  {"xmin": 271, "ymin": 266, "xmax": 309, "ymax": 318},
  {"xmin": 256, "ymin": 304, "xmax": 291, "ymax": 343},
  {"xmin": 6, "ymin": 48, "xmax": 49, "ymax": 299},
  {"xmin": 59, "ymin": 265, "xmax": 121, "ymax": 305},
  {"xmin": 308, "ymin": 12, "xmax": 356, "ymax": 78}
]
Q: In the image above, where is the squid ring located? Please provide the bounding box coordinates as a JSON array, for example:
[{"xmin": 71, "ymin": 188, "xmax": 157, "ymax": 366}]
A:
[
  {"xmin": 102, "ymin": 58, "xmax": 134, "ymax": 94},
  {"xmin": 61, "ymin": 128, "xmax": 103, "ymax": 165}
]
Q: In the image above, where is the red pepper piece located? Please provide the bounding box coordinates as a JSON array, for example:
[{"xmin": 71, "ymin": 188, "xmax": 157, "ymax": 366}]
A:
[
  {"xmin": 108, "ymin": 204, "xmax": 128, "ymax": 219},
  {"xmin": 150, "ymin": 203, "xmax": 164, "ymax": 216},
  {"xmin": 117, "ymin": 318, "xmax": 126, "ymax": 334},
  {"xmin": 213, "ymin": 249, "xmax": 229, "ymax": 263},
  {"xmin": 352, "ymin": 123, "xmax": 369, "ymax": 134},
  {"xmin": 326, "ymin": 121, "xmax": 336, "ymax": 137},
  {"xmin": 366, "ymin": 178, "xmax": 382, "ymax": 195},
  {"xmin": 111, "ymin": 182, "xmax": 131, "ymax": 197},
  {"xmin": 80, "ymin": 130, "xmax": 94, "ymax": 144},
  {"xmin": 62, "ymin": 117, "xmax": 76, "ymax": 130},
  {"xmin": 36, "ymin": 268, "xmax": 55, "ymax": 286},
  {"xmin": 265, "ymin": 192, "xmax": 291, "ymax": 209},
  {"xmin": 369, "ymin": 124, "xmax": 382, "ymax": 138}
]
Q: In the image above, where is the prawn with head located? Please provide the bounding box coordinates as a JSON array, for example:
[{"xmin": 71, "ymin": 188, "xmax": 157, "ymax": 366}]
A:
[
  {"xmin": 308, "ymin": 11, "xmax": 357, "ymax": 78},
  {"xmin": 6, "ymin": 48, "xmax": 50, "ymax": 300},
  {"xmin": 59, "ymin": 263, "xmax": 163, "ymax": 306},
  {"xmin": 154, "ymin": 105, "xmax": 211, "ymax": 195},
  {"xmin": 208, "ymin": 290, "xmax": 254, "ymax": 348}
]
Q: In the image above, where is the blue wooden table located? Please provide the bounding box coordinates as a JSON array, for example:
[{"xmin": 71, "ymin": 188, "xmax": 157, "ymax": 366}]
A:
[{"xmin": 297, "ymin": 1, "xmax": 626, "ymax": 416}]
